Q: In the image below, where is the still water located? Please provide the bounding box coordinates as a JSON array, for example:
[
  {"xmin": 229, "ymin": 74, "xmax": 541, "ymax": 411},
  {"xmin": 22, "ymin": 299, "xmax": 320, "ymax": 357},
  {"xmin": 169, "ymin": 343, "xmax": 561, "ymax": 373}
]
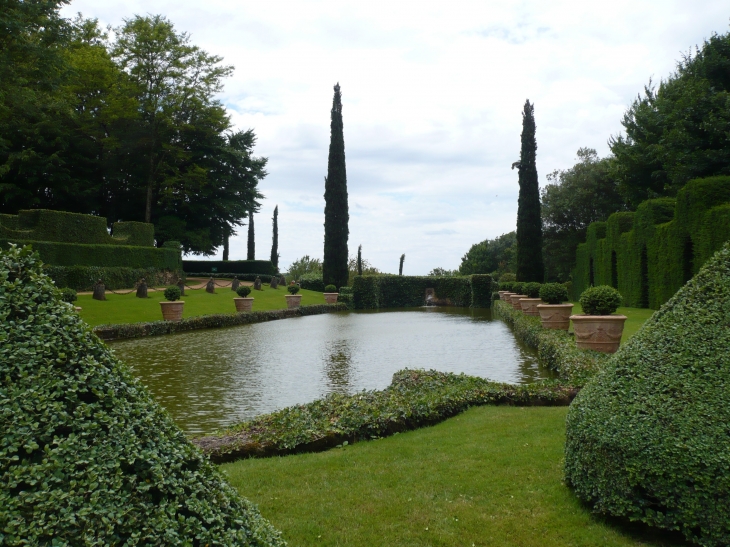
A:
[{"xmin": 110, "ymin": 307, "xmax": 552, "ymax": 436}]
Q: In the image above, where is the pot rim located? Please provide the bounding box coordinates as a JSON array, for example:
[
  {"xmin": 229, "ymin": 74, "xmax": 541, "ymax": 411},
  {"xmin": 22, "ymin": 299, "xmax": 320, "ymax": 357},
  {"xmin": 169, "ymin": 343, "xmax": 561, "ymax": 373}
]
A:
[
  {"xmin": 569, "ymin": 314, "xmax": 628, "ymax": 320},
  {"xmin": 160, "ymin": 300, "xmax": 185, "ymax": 305}
]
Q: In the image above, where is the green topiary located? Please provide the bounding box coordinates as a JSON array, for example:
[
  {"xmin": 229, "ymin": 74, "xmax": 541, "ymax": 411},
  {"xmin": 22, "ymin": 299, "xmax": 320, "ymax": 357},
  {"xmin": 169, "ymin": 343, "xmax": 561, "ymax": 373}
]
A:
[
  {"xmin": 324, "ymin": 284, "xmax": 337, "ymax": 293},
  {"xmin": 287, "ymin": 284, "xmax": 300, "ymax": 295},
  {"xmin": 236, "ymin": 285, "xmax": 252, "ymax": 297},
  {"xmin": 0, "ymin": 245, "xmax": 285, "ymax": 546},
  {"xmin": 163, "ymin": 285, "xmax": 182, "ymax": 302},
  {"xmin": 60, "ymin": 287, "xmax": 77, "ymax": 303},
  {"xmin": 499, "ymin": 281, "xmax": 515, "ymax": 292},
  {"xmin": 523, "ymin": 282, "xmax": 541, "ymax": 298},
  {"xmin": 499, "ymin": 272, "xmax": 516, "ymax": 282},
  {"xmin": 512, "ymin": 282, "xmax": 525, "ymax": 294},
  {"xmin": 565, "ymin": 242, "xmax": 730, "ymax": 546},
  {"xmin": 539, "ymin": 283, "xmax": 569, "ymax": 304},
  {"xmin": 579, "ymin": 285, "xmax": 622, "ymax": 315}
]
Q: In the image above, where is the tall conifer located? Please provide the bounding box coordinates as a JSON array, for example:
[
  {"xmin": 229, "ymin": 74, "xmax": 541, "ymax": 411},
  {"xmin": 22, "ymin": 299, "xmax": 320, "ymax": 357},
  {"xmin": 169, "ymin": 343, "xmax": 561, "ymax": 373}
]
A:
[
  {"xmin": 399, "ymin": 254, "xmax": 405, "ymax": 276},
  {"xmin": 323, "ymin": 83, "xmax": 349, "ymax": 288},
  {"xmin": 247, "ymin": 211, "xmax": 255, "ymax": 260},
  {"xmin": 357, "ymin": 244, "xmax": 363, "ymax": 276},
  {"xmin": 515, "ymin": 100, "xmax": 544, "ymax": 282},
  {"xmin": 270, "ymin": 205, "xmax": 279, "ymax": 270}
]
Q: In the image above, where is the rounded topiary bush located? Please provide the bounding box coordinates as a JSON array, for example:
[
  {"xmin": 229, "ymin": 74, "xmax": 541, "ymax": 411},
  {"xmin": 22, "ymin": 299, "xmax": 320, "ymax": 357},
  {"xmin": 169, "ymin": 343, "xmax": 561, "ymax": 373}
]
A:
[
  {"xmin": 0, "ymin": 245, "xmax": 285, "ymax": 546},
  {"xmin": 324, "ymin": 284, "xmax": 337, "ymax": 293},
  {"xmin": 60, "ymin": 287, "xmax": 77, "ymax": 303},
  {"xmin": 499, "ymin": 281, "xmax": 515, "ymax": 292},
  {"xmin": 579, "ymin": 285, "xmax": 622, "ymax": 315},
  {"xmin": 539, "ymin": 282, "xmax": 569, "ymax": 304},
  {"xmin": 236, "ymin": 285, "xmax": 252, "ymax": 297},
  {"xmin": 512, "ymin": 282, "xmax": 525, "ymax": 294},
  {"xmin": 498, "ymin": 272, "xmax": 516, "ymax": 282},
  {"xmin": 163, "ymin": 285, "xmax": 182, "ymax": 301},
  {"xmin": 287, "ymin": 284, "xmax": 300, "ymax": 295},
  {"xmin": 565, "ymin": 242, "xmax": 730, "ymax": 547},
  {"xmin": 523, "ymin": 282, "xmax": 541, "ymax": 298}
]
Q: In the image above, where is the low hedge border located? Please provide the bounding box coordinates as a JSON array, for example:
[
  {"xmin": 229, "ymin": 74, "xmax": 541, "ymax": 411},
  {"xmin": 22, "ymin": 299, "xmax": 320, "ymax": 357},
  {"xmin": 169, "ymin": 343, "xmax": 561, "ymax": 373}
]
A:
[
  {"xmin": 44, "ymin": 265, "xmax": 182, "ymax": 291},
  {"xmin": 193, "ymin": 369, "xmax": 578, "ymax": 463},
  {"xmin": 183, "ymin": 260, "xmax": 276, "ymax": 276},
  {"xmin": 93, "ymin": 303, "xmax": 348, "ymax": 341},
  {"xmin": 185, "ymin": 272, "xmax": 274, "ymax": 283},
  {"xmin": 492, "ymin": 300, "xmax": 608, "ymax": 386}
]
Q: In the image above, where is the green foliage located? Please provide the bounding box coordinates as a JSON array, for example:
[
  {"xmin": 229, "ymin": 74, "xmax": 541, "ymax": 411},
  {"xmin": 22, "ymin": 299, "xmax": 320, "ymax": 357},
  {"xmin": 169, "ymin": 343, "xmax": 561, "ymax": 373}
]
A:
[
  {"xmin": 579, "ymin": 285, "xmax": 622, "ymax": 315},
  {"xmin": 186, "ymin": 272, "xmax": 273, "ymax": 283},
  {"xmin": 356, "ymin": 244, "xmax": 362, "ymax": 276},
  {"xmin": 337, "ymin": 286, "xmax": 354, "ymax": 309},
  {"xmin": 198, "ymin": 369, "xmax": 576, "ymax": 462},
  {"xmin": 565, "ymin": 242, "xmax": 730, "ymax": 546},
  {"xmin": 0, "ymin": 245, "xmax": 284, "ymax": 545},
  {"xmin": 286, "ymin": 255, "xmax": 322, "ymax": 280},
  {"xmin": 470, "ymin": 274, "xmax": 494, "ymax": 307},
  {"xmin": 44, "ymin": 265, "xmax": 180, "ymax": 291},
  {"xmin": 287, "ymin": 285, "xmax": 300, "ymax": 295},
  {"xmin": 523, "ymin": 282, "xmax": 541, "ymax": 298},
  {"xmin": 498, "ymin": 281, "xmax": 515, "ymax": 292},
  {"xmin": 247, "ymin": 210, "xmax": 255, "ymax": 260},
  {"xmin": 270, "ymin": 206, "xmax": 279, "ymax": 269},
  {"xmin": 324, "ymin": 284, "xmax": 337, "ymax": 292},
  {"xmin": 323, "ymin": 83, "xmax": 349, "ymax": 289},
  {"xmin": 539, "ymin": 283, "xmax": 569, "ymax": 305},
  {"xmin": 499, "ymin": 272, "xmax": 516, "ymax": 282},
  {"xmin": 512, "ymin": 282, "xmax": 525, "ymax": 295},
  {"xmin": 399, "ymin": 253, "xmax": 405, "ymax": 275},
  {"xmin": 183, "ymin": 259, "xmax": 275, "ymax": 276},
  {"xmin": 164, "ymin": 285, "xmax": 181, "ymax": 301},
  {"xmin": 60, "ymin": 287, "xmax": 77, "ymax": 303},
  {"xmin": 298, "ymin": 273, "xmax": 325, "ymax": 292},
  {"xmin": 459, "ymin": 231, "xmax": 516, "ymax": 276},
  {"xmin": 352, "ymin": 275, "xmax": 493, "ymax": 309},
  {"xmin": 236, "ymin": 285, "xmax": 251, "ymax": 297}
]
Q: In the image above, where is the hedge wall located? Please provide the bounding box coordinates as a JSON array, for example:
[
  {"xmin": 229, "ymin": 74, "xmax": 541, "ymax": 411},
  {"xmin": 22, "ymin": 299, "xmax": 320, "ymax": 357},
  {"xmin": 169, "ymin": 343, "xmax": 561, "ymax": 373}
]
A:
[
  {"xmin": 183, "ymin": 259, "xmax": 276, "ymax": 276},
  {"xmin": 571, "ymin": 176, "xmax": 730, "ymax": 308},
  {"xmin": 565, "ymin": 242, "xmax": 730, "ymax": 546},
  {"xmin": 45, "ymin": 265, "xmax": 181, "ymax": 291},
  {"xmin": 352, "ymin": 274, "xmax": 493, "ymax": 309},
  {"xmin": 298, "ymin": 272, "xmax": 325, "ymax": 292},
  {"xmin": 185, "ymin": 272, "xmax": 274, "ymax": 283}
]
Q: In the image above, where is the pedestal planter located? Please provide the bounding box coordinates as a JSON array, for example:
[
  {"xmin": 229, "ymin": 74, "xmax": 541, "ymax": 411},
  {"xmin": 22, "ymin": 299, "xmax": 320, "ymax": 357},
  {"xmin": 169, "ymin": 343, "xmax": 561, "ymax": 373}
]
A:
[
  {"xmin": 233, "ymin": 297, "xmax": 254, "ymax": 312},
  {"xmin": 285, "ymin": 294, "xmax": 302, "ymax": 309},
  {"xmin": 509, "ymin": 294, "xmax": 528, "ymax": 311},
  {"xmin": 536, "ymin": 303, "xmax": 574, "ymax": 330},
  {"xmin": 324, "ymin": 293, "xmax": 339, "ymax": 304},
  {"xmin": 498, "ymin": 291, "xmax": 511, "ymax": 301},
  {"xmin": 160, "ymin": 301, "xmax": 184, "ymax": 321},
  {"xmin": 519, "ymin": 298, "xmax": 543, "ymax": 316},
  {"xmin": 570, "ymin": 314, "xmax": 627, "ymax": 353}
]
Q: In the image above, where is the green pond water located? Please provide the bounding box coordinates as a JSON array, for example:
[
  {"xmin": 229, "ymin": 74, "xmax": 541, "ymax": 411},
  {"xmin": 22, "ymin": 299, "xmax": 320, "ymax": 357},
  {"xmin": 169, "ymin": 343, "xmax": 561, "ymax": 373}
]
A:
[{"xmin": 110, "ymin": 307, "xmax": 553, "ymax": 436}]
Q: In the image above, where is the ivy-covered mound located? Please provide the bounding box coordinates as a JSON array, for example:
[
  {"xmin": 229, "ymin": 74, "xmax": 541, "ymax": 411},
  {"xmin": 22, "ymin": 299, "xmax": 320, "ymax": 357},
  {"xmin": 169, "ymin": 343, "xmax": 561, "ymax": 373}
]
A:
[
  {"xmin": 565, "ymin": 242, "xmax": 730, "ymax": 547},
  {"xmin": 0, "ymin": 246, "xmax": 285, "ymax": 546}
]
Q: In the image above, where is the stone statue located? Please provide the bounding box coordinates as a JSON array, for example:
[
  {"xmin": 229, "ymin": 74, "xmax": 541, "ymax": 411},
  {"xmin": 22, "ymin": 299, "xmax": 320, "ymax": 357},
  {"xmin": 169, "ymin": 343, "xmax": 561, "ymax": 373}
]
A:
[
  {"xmin": 231, "ymin": 277, "xmax": 240, "ymax": 291},
  {"xmin": 270, "ymin": 276, "xmax": 278, "ymax": 289},
  {"xmin": 254, "ymin": 277, "xmax": 262, "ymax": 291},
  {"xmin": 92, "ymin": 279, "xmax": 106, "ymax": 301},
  {"xmin": 206, "ymin": 277, "xmax": 215, "ymax": 294},
  {"xmin": 177, "ymin": 280, "xmax": 185, "ymax": 296},
  {"xmin": 136, "ymin": 278, "xmax": 148, "ymax": 299}
]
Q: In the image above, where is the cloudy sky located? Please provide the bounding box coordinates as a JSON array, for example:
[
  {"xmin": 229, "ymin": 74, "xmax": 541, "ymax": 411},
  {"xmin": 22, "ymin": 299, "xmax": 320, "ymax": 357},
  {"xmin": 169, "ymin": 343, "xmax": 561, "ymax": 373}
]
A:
[{"xmin": 62, "ymin": 1, "xmax": 729, "ymax": 274}]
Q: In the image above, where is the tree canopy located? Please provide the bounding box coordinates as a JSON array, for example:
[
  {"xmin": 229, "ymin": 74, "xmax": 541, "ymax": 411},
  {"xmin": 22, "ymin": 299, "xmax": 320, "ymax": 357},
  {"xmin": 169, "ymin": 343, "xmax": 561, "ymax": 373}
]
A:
[{"xmin": 458, "ymin": 231, "xmax": 516, "ymax": 276}]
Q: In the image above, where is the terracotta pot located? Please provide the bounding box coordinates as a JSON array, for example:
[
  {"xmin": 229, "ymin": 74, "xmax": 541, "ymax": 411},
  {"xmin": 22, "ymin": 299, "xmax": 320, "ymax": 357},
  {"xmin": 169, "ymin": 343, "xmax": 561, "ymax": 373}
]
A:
[
  {"xmin": 570, "ymin": 314, "xmax": 628, "ymax": 353},
  {"xmin": 500, "ymin": 292, "xmax": 514, "ymax": 301},
  {"xmin": 285, "ymin": 294, "xmax": 302, "ymax": 309},
  {"xmin": 536, "ymin": 303, "xmax": 574, "ymax": 330},
  {"xmin": 324, "ymin": 293, "xmax": 339, "ymax": 304},
  {"xmin": 234, "ymin": 297, "xmax": 253, "ymax": 312},
  {"xmin": 519, "ymin": 298, "xmax": 543, "ymax": 316},
  {"xmin": 509, "ymin": 294, "xmax": 528, "ymax": 310},
  {"xmin": 160, "ymin": 301, "xmax": 184, "ymax": 321}
]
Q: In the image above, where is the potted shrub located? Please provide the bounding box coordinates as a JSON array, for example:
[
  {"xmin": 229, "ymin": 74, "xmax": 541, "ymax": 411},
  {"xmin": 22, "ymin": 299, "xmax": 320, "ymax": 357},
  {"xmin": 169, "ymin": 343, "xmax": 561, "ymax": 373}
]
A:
[
  {"xmin": 285, "ymin": 284, "xmax": 302, "ymax": 308},
  {"xmin": 570, "ymin": 285, "xmax": 627, "ymax": 353},
  {"xmin": 536, "ymin": 283, "xmax": 573, "ymax": 330},
  {"xmin": 498, "ymin": 281, "xmax": 514, "ymax": 301},
  {"xmin": 509, "ymin": 283, "xmax": 527, "ymax": 310},
  {"xmin": 233, "ymin": 285, "xmax": 254, "ymax": 312},
  {"xmin": 519, "ymin": 282, "xmax": 542, "ymax": 316},
  {"xmin": 160, "ymin": 286, "xmax": 184, "ymax": 321},
  {"xmin": 323, "ymin": 284, "xmax": 339, "ymax": 304}
]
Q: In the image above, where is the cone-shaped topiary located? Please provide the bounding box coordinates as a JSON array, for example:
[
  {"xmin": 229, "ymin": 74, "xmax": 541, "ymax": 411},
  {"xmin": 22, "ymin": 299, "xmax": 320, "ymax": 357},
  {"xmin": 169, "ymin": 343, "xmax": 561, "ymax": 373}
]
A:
[
  {"xmin": 565, "ymin": 241, "xmax": 730, "ymax": 547},
  {"xmin": 0, "ymin": 245, "xmax": 285, "ymax": 546}
]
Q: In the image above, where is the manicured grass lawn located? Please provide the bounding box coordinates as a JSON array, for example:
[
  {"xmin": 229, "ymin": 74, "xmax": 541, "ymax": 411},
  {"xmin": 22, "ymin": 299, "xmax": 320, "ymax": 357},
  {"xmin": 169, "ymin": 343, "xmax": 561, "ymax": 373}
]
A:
[
  {"xmin": 76, "ymin": 284, "xmax": 325, "ymax": 327},
  {"xmin": 569, "ymin": 303, "xmax": 656, "ymax": 342},
  {"xmin": 223, "ymin": 405, "xmax": 686, "ymax": 547}
]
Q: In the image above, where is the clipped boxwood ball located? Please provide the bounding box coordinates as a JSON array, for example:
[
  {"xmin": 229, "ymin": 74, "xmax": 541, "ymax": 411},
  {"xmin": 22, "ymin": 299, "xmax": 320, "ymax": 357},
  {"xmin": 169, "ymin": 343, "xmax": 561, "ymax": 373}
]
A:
[
  {"xmin": 565, "ymin": 242, "xmax": 730, "ymax": 546},
  {"xmin": 324, "ymin": 284, "xmax": 337, "ymax": 293},
  {"xmin": 0, "ymin": 245, "xmax": 285, "ymax": 546},
  {"xmin": 523, "ymin": 282, "xmax": 541, "ymax": 298},
  {"xmin": 579, "ymin": 285, "xmax": 622, "ymax": 315},
  {"xmin": 163, "ymin": 285, "xmax": 181, "ymax": 301},
  {"xmin": 539, "ymin": 282, "xmax": 568, "ymax": 304},
  {"xmin": 236, "ymin": 285, "xmax": 252, "ymax": 297},
  {"xmin": 60, "ymin": 287, "xmax": 77, "ymax": 303},
  {"xmin": 287, "ymin": 284, "xmax": 300, "ymax": 295}
]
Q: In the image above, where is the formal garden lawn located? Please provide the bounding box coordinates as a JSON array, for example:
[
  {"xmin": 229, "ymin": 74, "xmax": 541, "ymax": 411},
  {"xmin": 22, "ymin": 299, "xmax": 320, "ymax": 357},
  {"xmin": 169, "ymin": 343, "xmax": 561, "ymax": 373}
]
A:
[
  {"xmin": 223, "ymin": 405, "xmax": 686, "ymax": 547},
  {"xmin": 76, "ymin": 283, "xmax": 325, "ymax": 327}
]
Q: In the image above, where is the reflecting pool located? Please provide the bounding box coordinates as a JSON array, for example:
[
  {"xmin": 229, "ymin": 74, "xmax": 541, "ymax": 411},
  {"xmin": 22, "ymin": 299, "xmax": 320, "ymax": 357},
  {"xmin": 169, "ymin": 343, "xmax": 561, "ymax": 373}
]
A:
[{"xmin": 110, "ymin": 307, "xmax": 553, "ymax": 435}]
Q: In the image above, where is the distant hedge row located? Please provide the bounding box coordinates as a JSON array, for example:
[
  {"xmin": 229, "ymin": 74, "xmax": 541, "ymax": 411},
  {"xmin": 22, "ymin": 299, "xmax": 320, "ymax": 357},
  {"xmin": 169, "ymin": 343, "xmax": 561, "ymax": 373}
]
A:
[
  {"xmin": 352, "ymin": 274, "xmax": 493, "ymax": 309},
  {"xmin": 45, "ymin": 265, "xmax": 182, "ymax": 291},
  {"xmin": 185, "ymin": 272, "xmax": 275, "ymax": 283},
  {"xmin": 573, "ymin": 176, "xmax": 730, "ymax": 308},
  {"xmin": 183, "ymin": 259, "xmax": 276, "ymax": 275},
  {"xmin": 298, "ymin": 272, "xmax": 325, "ymax": 292}
]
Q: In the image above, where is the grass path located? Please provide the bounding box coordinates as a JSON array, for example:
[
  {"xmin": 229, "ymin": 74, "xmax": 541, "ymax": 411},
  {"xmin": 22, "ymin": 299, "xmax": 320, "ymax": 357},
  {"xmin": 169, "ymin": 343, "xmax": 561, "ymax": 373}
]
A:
[{"xmin": 223, "ymin": 406, "xmax": 686, "ymax": 547}]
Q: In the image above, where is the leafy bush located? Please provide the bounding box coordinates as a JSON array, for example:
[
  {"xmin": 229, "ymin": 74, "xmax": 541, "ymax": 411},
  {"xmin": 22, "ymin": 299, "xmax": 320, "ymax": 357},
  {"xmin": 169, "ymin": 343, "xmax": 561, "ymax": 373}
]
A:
[
  {"xmin": 565, "ymin": 242, "xmax": 730, "ymax": 546},
  {"xmin": 512, "ymin": 282, "xmax": 525, "ymax": 294},
  {"xmin": 523, "ymin": 282, "xmax": 541, "ymax": 298},
  {"xmin": 60, "ymin": 287, "xmax": 77, "ymax": 303},
  {"xmin": 579, "ymin": 285, "xmax": 622, "ymax": 315},
  {"xmin": 499, "ymin": 281, "xmax": 515, "ymax": 292},
  {"xmin": 499, "ymin": 272, "xmax": 516, "ymax": 282},
  {"xmin": 298, "ymin": 272, "xmax": 325, "ymax": 292},
  {"xmin": 287, "ymin": 284, "xmax": 300, "ymax": 295},
  {"xmin": 164, "ymin": 285, "xmax": 182, "ymax": 301},
  {"xmin": 0, "ymin": 245, "xmax": 285, "ymax": 546},
  {"xmin": 324, "ymin": 284, "xmax": 337, "ymax": 292},
  {"xmin": 539, "ymin": 282, "xmax": 569, "ymax": 304},
  {"xmin": 236, "ymin": 285, "xmax": 251, "ymax": 297},
  {"xmin": 491, "ymin": 292, "xmax": 501, "ymax": 303},
  {"xmin": 352, "ymin": 275, "xmax": 493, "ymax": 309}
]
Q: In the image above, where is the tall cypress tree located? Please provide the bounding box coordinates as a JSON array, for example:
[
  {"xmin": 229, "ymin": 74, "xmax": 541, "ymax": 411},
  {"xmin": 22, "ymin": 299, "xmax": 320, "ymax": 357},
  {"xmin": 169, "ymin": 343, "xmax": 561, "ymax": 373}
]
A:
[
  {"xmin": 399, "ymin": 254, "xmax": 405, "ymax": 276},
  {"xmin": 270, "ymin": 205, "xmax": 279, "ymax": 270},
  {"xmin": 323, "ymin": 83, "xmax": 349, "ymax": 288},
  {"xmin": 247, "ymin": 211, "xmax": 255, "ymax": 260},
  {"xmin": 515, "ymin": 100, "xmax": 544, "ymax": 282},
  {"xmin": 357, "ymin": 244, "xmax": 363, "ymax": 276},
  {"xmin": 222, "ymin": 234, "xmax": 229, "ymax": 261}
]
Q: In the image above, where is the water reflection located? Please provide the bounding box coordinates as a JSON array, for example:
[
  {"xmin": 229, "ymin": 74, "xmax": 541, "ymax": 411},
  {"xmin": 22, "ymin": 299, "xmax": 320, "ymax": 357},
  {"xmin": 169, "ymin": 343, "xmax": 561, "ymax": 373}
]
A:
[{"xmin": 110, "ymin": 307, "xmax": 554, "ymax": 436}]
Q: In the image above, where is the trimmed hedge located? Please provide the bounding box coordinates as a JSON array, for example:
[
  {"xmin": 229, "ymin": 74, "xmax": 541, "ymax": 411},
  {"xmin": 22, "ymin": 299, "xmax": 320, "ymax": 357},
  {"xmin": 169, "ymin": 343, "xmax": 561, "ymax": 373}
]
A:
[
  {"xmin": 193, "ymin": 369, "xmax": 578, "ymax": 463},
  {"xmin": 183, "ymin": 260, "xmax": 276, "ymax": 276},
  {"xmin": 298, "ymin": 272, "xmax": 325, "ymax": 292},
  {"xmin": 44, "ymin": 265, "xmax": 181, "ymax": 291},
  {"xmin": 572, "ymin": 176, "xmax": 730, "ymax": 308},
  {"xmin": 352, "ymin": 274, "xmax": 493, "ymax": 309},
  {"xmin": 0, "ymin": 245, "xmax": 284, "ymax": 546},
  {"xmin": 565, "ymin": 242, "xmax": 730, "ymax": 547},
  {"xmin": 93, "ymin": 304, "xmax": 348, "ymax": 341},
  {"xmin": 185, "ymin": 272, "xmax": 274, "ymax": 283}
]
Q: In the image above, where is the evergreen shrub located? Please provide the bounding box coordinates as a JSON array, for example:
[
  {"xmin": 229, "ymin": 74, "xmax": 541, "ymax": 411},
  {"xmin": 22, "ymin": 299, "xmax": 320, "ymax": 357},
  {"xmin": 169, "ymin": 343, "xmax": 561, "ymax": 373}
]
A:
[
  {"xmin": 298, "ymin": 273, "xmax": 325, "ymax": 292},
  {"xmin": 236, "ymin": 286, "xmax": 251, "ymax": 297},
  {"xmin": 578, "ymin": 285, "xmax": 622, "ymax": 315},
  {"xmin": 324, "ymin": 284, "xmax": 337, "ymax": 292},
  {"xmin": 523, "ymin": 282, "xmax": 541, "ymax": 298},
  {"xmin": 182, "ymin": 260, "xmax": 276, "ymax": 276},
  {"xmin": 0, "ymin": 245, "xmax": 284, "ymax": 546},
  {"xmin": 470, "ymin": 274, "xmax": 493, "ymax": 307},
  {"xmin": 287, "ymin": 285, "xmax": 300, "ymax": 295},
  {"xmin": 512, "ymin": 282, "xmax": 525, "ymax": 294},
  {"xmin": 60, "ymin": 288, "xmax": 77, "ymax": 303},
  {"xmin": 352, "ymin": 275, "xmax": 493, "ymax": 309},
  {"xmin": 539, "ymin": 283, "xmax": 569, "ymax": 304},
  {"xmin": 185, "ymin": 273, "xmax": 273, "ymax": 283},
  {"xmin": 163, "ymin": 286, "xmax": 182, "ymax": 301},
  {"xmin": 44, "ymin": 265, "xmax": 181, "ymax": 291},
  {"xmin": 499, "ymin": 272, "xmax": 516, "ymax": 282},
  {"xmin": 498, "ymin": 281, "xmax": 515, "ymax": 292},
  {"xmin": 565, "ymin": 242, "xmax": 730, "ymax": 547}
]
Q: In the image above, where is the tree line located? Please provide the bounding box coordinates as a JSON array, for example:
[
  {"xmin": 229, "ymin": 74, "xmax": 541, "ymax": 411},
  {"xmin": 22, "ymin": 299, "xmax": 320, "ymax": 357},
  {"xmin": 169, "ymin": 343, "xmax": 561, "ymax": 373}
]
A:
[{"xmin": 0, "ymin": 1, "xmax": 266, "ymax": 255}]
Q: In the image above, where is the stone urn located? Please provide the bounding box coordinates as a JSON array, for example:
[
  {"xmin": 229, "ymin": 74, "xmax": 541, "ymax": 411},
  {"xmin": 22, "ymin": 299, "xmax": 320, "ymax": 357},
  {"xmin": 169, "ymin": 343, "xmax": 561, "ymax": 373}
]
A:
[
  {"xmin": 233, "ymin": 297, "xmax": 254, "ymax": 312},
  {"xmin": 160, "ymin": 301, "xmax": 184, "ymax": 321},
  {"xmin": 324, "ymin": 292, "xmax": 339, "ymax": 304},
  {"xmin": 570, "ymin": 314, "xmax": 628, "ymax": 353},
  {"xmin": 500, "ymin": 292, "xmax": 514, "ymax": 302},
  {"xmin": 536, "ymin": 303, "xmax": 574, "ymax": 330},
  {"xmin": 285, "ymin": 294, "xmax": 302, "ymax": 309},
  {"xmin": 509, "ymin": 294, "xmax": 528, "ymax": 311},
  {"xmin": 520, "ymin": 298, "xmax": 543, "ymax": 316},
  {"xmin": 498, "ymin": 291, "xmax": 509, "ymax": 300}
]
